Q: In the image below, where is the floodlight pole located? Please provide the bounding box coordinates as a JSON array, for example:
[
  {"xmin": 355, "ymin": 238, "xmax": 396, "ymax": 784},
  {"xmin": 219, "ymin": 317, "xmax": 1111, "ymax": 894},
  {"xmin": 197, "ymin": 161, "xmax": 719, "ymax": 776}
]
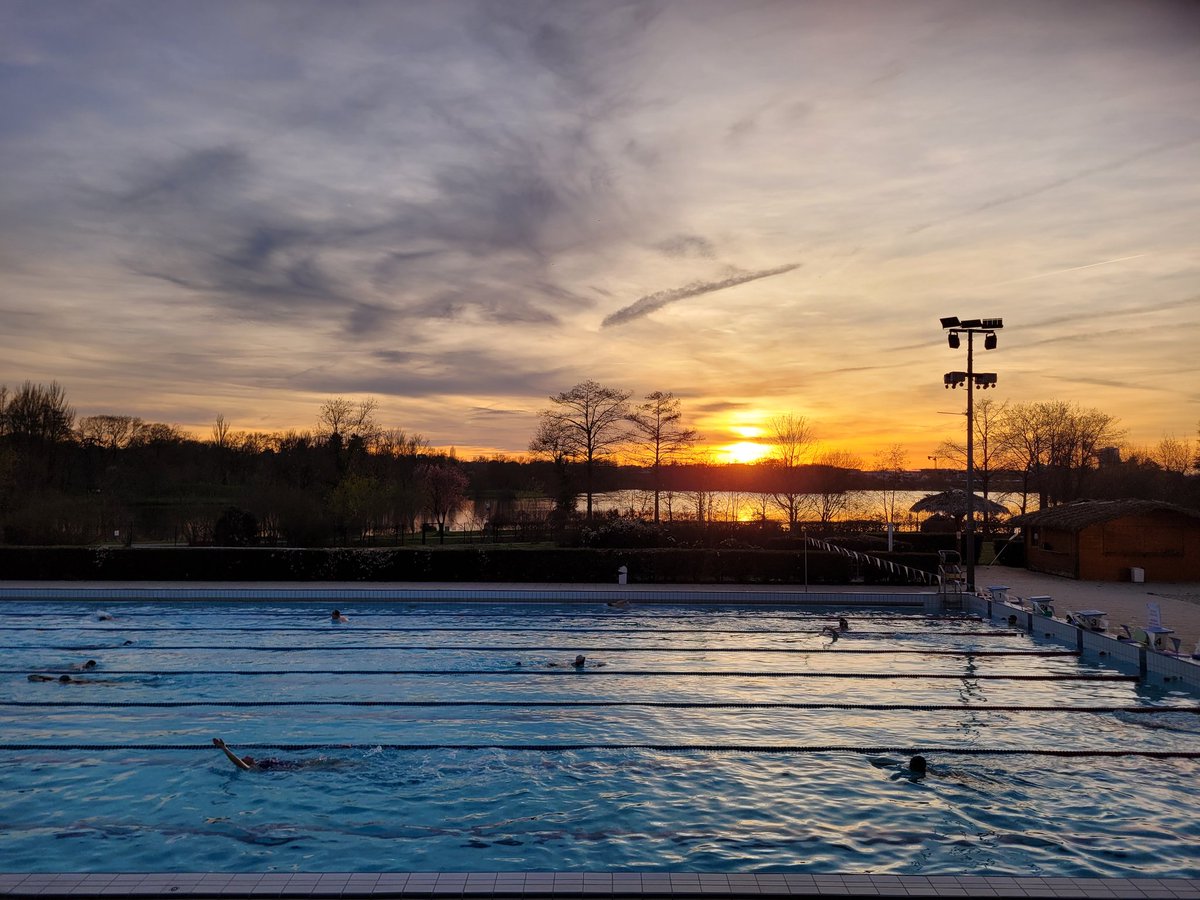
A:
[
  {"xmin": 964, "ymin": 330, "xmax": 976, "ymax": 593},
  {"xmin": 940, "ymin": 315, "xmax": 1002, "ymax": 594}
]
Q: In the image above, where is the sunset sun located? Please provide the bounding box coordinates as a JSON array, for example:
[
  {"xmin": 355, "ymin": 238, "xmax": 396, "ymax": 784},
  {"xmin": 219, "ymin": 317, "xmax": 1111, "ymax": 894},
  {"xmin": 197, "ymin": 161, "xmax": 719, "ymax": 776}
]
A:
[{"xmin": 722, "ymin": 441, "xmax": 770, "ymax": 464}]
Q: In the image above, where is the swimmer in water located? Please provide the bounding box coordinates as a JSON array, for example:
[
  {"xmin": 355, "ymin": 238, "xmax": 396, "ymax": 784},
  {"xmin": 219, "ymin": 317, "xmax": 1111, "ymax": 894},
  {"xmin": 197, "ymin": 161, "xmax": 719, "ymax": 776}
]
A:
[
  {"xmin": 547, "ymin": 654, "xmax": 604, "ymax": 668},
  {"xmin": 1007, "ymin": 614, "xmax": 1018, "ymax": 627},
  {"xmin": 820, "ymin": 625, "xmax": 839, "ymax": 642},
  {"xmin": 212, "ymin": 737, "xmax": 334, "ymax": 772},
  {"xmin": 907, "ymin": 755, "xmax": 927, "ymax": 778},
  {"xmin": 28, "ymin": 673, "xmax": 117, "ymax": 684},
  {"xmin": 606, "ymin": 599, "xmax": 631, "ymax": 609},
  {"xmin": 331, "ymin": 609, "xmax": 349, "ymax": 623},
  {"xmin": 838, "ymin": 617, "xmax": 849, "ymax": 632},
  {"xmin": 73, "ymin": 660, "xmax": 99, "ymax": 671}
]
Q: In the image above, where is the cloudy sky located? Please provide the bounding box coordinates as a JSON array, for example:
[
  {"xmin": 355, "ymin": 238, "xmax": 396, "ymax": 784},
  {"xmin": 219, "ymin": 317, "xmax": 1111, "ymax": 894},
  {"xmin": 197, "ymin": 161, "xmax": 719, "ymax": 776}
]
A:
[{"xmin": 2, "ymin": 0, "xmax": 1198, "ymax": 461}]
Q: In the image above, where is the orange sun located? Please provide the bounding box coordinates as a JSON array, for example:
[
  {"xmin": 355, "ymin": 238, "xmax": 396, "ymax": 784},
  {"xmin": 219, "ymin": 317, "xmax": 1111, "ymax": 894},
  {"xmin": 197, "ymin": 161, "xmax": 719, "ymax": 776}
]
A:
[{"xmin": 721, "ymin": 441, "xmax": 770, "ymax": 464}]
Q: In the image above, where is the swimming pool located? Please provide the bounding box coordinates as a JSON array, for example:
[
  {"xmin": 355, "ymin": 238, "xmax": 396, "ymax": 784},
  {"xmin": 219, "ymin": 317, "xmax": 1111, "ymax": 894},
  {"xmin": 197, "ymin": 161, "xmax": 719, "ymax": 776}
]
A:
[{"xmin": 2, "ymin": 600, "xmax": 1199, "ymax": 876}]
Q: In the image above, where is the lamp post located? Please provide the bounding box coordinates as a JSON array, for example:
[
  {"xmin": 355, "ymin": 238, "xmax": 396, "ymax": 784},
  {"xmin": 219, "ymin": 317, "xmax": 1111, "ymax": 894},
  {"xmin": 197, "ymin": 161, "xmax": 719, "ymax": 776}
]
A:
[{"xmin": 939, "ymin": 316, "xmax": 1002, "ymax": 592}]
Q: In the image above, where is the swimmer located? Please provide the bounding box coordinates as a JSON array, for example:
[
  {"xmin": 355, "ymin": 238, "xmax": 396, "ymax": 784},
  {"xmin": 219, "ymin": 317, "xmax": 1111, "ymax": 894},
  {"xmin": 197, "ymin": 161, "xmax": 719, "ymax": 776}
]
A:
[
  {"xmin": 838, "ymin": 617, "xmax": 850, "ymax": 632},
  {"xmin": 1007, "ymin": 614, "xmax": 1018, "ymax": 627},
  {"xmin": 547, "ymin": 655, "xmax": 604, "ymax": 669},
  {"xmin": 72, "ymin": 660, "xmax": 99, "ymax": 671},
  {"xmin": 212, "ymin": 737, "xmax": 334, "ymax": 772},
  {"xmin": 95, "ymin": 612, "xmax": 114, "ymax": 622},
  {"xmin": 820, "ymin": 625, "xmax": 839, "ymax": 642},
  {"xmin": 331, "ymin": 609, "xmax": 349, "ymax": 623},
  {"xmin": 606, "ymin": 599, "xmax": 631, "ymax": 609},
  {"xmin": 908, "ymin": 755, "xmax": 928, "ymax": 778},
  {"xmin": 28, "ymin": 673, "xmax": 116, "ymax": 684}
]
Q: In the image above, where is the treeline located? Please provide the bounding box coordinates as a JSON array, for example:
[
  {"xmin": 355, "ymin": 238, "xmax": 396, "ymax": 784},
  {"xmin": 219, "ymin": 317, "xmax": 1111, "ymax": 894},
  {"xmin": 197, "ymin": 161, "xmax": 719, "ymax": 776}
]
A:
[
  {"xmin": 1, "ymin": 379, "xmax": 1196, "ymax": 547},
  {"xmin": 935, "ymin": 397, "xmax": 1200, "ymax": 512}
]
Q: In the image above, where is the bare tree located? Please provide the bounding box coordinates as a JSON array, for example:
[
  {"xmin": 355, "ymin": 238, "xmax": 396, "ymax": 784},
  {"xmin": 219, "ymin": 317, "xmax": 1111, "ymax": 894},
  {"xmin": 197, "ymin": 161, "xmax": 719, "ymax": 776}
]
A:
[
  {"xmin": 78, "ymin": 415, "xmax": 143, "ymax": 451},
  {"xmin": 936, "ymin": 397, "xmax": 1011, "ymax": 537},
  {"xmin": 873, "ymin": 444, "xmax": 908, "ymax": 527},
  {"xmin": 129, "ymin": 422, "xmax": 184, "ymax": 446},
  {"xmin": 531, "ymin": 380, "xmax": 631, "ymax": 519},
  {"xmin": 1, "ymin": 381, "xmax": 75, "ymax": 443},
  {"xmin": 418, "ymin": 461, "xmax": 469, "ymax": 542},
  {"xmin": 627, "ymin": 391, "xmax": 700, "ymax": 522},
  {"xmin": 998, "ymin": 401, "xmax": 1124, "ymax": 508},
  {"xmin": 809, "ymin": 449, "xmax": 863, "ymax": 526},
  {"xmin": 317, "ymin": 396, "xmax": 380, "ymax": 446},
  {"xmin": 1150, "ymin": 435, "xmax": 1193, "ymax": 475},
  {"xmin": 211, "ymin": 414, "xmax": 231, "ymax": 449},
  {"xmin": 375, "ymin": 428, "xmax": 429, "ymax": 459},
  {"xmin": 765, "ymin": 413, "xmax": 816, "ymax": 528}
]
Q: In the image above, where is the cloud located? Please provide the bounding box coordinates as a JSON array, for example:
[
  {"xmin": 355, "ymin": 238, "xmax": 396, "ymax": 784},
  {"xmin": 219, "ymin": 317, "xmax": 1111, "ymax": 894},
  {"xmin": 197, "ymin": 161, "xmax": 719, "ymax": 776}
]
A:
[
  {"xmin": 655, "ymin": 234, "xmax": 717, "ymax": 259},
  {"xmin": 601, "ymin": 263, "xmax": 800, "ymax": 328}
]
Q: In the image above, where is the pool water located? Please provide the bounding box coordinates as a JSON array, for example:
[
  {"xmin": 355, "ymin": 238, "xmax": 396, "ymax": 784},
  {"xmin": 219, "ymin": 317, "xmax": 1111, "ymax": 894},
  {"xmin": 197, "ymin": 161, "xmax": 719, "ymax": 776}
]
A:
[{"xmin": 2, "ymin": 601, "xmax": 1199, "ymax": 876}]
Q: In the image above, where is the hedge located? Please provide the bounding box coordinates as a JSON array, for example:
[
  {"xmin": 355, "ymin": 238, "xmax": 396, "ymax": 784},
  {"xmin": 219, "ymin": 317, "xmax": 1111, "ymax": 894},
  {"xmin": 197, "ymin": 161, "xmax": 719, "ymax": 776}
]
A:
[{"xmin": 0, "ymin": 547, "xmax": 940, "ymax": 585}]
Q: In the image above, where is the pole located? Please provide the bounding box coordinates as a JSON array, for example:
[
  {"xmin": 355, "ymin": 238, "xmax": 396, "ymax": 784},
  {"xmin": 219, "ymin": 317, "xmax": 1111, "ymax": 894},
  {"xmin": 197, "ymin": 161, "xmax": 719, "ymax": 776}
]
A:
[
  {"xmin": 965, "ymin": 331, "xmax": 976, "ymax": 592},
  {"xmin": 803, "ymin": 528, "xmax": 808, "ymax": 593}
]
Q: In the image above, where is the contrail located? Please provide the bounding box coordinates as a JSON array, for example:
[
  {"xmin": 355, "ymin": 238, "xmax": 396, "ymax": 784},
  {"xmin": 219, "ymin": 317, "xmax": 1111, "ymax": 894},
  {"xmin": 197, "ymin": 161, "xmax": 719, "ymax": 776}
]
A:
[
  {"xmin": 602, "ymin": 263, "xmax": 800, "ymax": 328},
  {"xmin": 986, "ymin": 254, "xmax": 1146, "ymax": 288},
  {"xmin": 908, "ymin": 135, "xmax": 1199, "ymax": 237}
]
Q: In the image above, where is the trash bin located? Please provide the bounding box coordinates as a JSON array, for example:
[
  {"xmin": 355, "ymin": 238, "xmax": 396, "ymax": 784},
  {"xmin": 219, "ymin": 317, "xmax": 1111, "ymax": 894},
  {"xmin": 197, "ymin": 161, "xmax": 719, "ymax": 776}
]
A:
[
  {"xmin": 1130, "ymin": 567, "xmax": 1145, "ymax": 584},
  {"xmin": 617, "ymin": 566, "xmax": 628, "ymax": 586}
]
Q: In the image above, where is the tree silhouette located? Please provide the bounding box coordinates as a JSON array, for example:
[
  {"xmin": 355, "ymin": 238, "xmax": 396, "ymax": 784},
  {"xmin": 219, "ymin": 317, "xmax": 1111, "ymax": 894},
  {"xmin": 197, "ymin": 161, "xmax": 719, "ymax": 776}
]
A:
[
  {"xmin": 627, "ymin": 391, "xmax": 699, "ymax": 522},
  {"xmin": 532, "ymin": 380, "xmax": 630, "ymax": 519},
  {"xmin": 765, "ymin": 413, "xmax": 815, "ymax": 528}
]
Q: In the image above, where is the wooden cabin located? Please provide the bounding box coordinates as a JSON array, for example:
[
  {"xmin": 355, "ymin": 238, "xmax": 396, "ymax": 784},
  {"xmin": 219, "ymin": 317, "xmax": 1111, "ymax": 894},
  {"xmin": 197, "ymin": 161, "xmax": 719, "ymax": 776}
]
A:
[{"xmin": 1012, "ymin": 500, "xmax": 1200, "ymax": 581}]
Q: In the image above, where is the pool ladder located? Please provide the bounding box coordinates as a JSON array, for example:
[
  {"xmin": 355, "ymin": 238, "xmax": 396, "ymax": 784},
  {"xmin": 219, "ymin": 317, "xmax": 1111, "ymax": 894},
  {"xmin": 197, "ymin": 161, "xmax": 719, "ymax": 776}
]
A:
[{"xmin": 937, "ymin": 550, "xmax": 966, "ymax": 610}]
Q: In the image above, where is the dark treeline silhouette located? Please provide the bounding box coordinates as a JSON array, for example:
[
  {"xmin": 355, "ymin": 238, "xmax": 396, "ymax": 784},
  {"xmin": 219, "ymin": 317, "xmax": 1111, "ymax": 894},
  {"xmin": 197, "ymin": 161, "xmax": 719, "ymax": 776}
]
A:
[{"xmin": 1, "ymin": 380, "xmax": 1196, "ymax": 547}]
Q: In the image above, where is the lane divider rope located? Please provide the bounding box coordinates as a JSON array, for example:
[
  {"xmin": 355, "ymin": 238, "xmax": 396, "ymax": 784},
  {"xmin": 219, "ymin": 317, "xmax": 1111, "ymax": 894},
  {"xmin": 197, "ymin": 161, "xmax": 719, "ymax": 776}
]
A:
[
  {"xmin": 2, "ymin": 742, "xmax": 1196, "ymax": 758},
  {"xmin": 2, "ymin": 700, "xmax": 1194, "ymax": 712},
  {"xmin": 11, "ymin": 633, "xmax": 1027, "ymax": 652},
  {"xmin": 5, "ymin": 669, "xmax": 1139, "ymax": 680}
]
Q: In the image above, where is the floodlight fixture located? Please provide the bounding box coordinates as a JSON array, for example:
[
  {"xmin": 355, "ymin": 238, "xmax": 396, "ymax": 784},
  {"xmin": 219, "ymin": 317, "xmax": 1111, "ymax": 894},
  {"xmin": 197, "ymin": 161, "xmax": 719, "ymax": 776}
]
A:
[
  {"xmin": 984, "ymin": 332, "xmax": 997, "ymax": 350},
  {"xmin": 980, "ymin": 318, "xmax": 1004, "ymax": 329},
  {"xmin": 976, "ymin": 373, "xmax": 997, "ymax": 389},
  {"xmin": 944, "ymin": 371, "xmax": 967, "ymax": 388},
  {"xmin": 940, "ymin": 316, "xmax": 960, "ymax": 329},
  {"xmin": 958, "ymin": 318, "xmax": 982, "ymax": 329},
  {"xmin": 948, "ymin": 332, "xmax": 961, "ymax": 349}
]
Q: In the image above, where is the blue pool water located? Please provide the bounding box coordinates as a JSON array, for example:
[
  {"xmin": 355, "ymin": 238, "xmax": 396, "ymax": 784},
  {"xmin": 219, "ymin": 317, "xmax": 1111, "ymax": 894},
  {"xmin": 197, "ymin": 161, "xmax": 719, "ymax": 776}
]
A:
[{"xmin": 1, "ymin": 601, "xmax": 1199, "ymax": 875}]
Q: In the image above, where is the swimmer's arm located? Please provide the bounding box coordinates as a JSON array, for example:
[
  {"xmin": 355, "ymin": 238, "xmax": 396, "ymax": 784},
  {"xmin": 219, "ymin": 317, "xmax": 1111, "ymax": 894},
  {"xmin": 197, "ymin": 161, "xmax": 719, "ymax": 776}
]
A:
[{"xmin": 213, "ymin": 738, "xmax": 252, "ymax": 771}]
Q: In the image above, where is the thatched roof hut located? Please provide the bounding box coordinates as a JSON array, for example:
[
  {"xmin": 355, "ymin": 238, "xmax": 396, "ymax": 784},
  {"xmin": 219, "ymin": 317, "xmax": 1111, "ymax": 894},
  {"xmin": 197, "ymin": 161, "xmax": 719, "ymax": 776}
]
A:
[{"xmin": 910, "ymin": 490, "xmax": 1008, "ymax": 518}]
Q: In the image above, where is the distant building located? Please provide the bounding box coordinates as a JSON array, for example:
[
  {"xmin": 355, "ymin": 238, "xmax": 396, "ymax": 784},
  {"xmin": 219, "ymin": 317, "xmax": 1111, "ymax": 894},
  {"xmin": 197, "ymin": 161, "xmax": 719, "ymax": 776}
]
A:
[
  {"xmin": 1096, "ymin": 446, "xmax": 1121, "ymax": 467},
  {"xmin": 1012, "ymin": 500, "xmax": 1200, "ymax": 581}
]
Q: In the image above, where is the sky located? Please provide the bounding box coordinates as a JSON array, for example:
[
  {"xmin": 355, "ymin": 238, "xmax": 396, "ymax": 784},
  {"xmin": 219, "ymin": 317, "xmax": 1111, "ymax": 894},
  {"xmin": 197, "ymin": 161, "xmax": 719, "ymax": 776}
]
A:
[{"xmin": 1, "ymin": 0, "xmax": 1198, "ymax": 463}]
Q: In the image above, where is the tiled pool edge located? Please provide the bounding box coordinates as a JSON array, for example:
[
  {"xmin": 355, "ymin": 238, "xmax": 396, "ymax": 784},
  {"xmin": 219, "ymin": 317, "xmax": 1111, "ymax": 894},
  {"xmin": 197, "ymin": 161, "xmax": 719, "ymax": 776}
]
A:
[
  {"xmin": 4, "ymin": 871, "xmax": 1200, "ymax": 898},
  {"xmin": 0, "ymin": 585, "xmax": 932, "ymax": 607}
]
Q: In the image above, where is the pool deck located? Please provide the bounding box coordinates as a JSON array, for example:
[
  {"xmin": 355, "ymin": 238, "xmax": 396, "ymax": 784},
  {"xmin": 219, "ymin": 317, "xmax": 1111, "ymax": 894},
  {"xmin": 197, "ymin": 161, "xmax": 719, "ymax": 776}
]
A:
[
  {"xmin": 3, "ymin": 871, "xmax": 1200, "ymax": 899},
  {"xmin": 5, "ymin": 572, "xmax": 1200, "ymax": 899}
]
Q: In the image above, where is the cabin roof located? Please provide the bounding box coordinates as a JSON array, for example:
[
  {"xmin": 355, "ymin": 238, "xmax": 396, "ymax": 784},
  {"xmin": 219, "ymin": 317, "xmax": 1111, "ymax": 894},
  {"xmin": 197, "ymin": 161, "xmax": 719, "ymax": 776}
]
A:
[{"xmin": 1011, "ymin": 499, "xmax": 1200, "ymax": 533}]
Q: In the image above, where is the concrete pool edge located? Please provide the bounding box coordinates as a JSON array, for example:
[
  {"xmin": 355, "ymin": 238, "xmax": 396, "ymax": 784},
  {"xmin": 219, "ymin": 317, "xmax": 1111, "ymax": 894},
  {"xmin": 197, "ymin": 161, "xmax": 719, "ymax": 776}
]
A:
[
  {"xmin": 967, "ymin": 592, "xmax": 1200, "ymax": 692},
  {"xmin": 4, "ymin": 871, "xmax": 1200, "ymax": 898},
  {"xmin": 0, "ymin": 581, "xmax": 936, "ymax": 608}
]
